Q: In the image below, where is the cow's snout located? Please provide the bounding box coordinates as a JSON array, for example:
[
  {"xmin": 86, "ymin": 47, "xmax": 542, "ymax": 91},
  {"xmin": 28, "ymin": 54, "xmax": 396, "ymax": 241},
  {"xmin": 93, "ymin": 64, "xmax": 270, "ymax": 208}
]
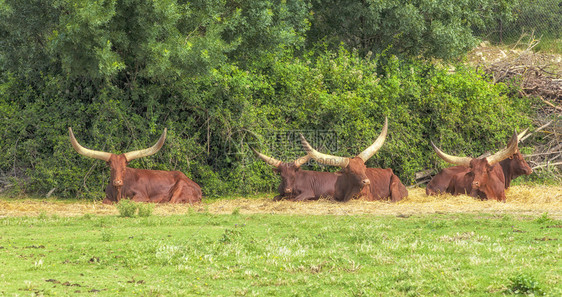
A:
[
  {"xmin": 113, "ymin": 180, "xmax": 123, "ymax": 186},
  {"xmin": 362, "ymin": 179, "xmax": 370, "ymax": 186},
  {"xmin": 472, "ymin": 181, "xmax": 480, "ymax": 188}
]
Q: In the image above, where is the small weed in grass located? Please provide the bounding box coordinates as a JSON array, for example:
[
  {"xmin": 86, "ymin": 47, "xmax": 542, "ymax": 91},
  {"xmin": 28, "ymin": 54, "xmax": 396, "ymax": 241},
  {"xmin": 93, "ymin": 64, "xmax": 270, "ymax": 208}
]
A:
[
  {"xmin": 82, "ymin": 213, "xmax": 94, "ymax": 220},
  {"xmin": 97, "ymin": 217, "xmax": 109, "ymax": 227},
  {"xmin": 116, "ymin": 200, "xmax": 154, "ymax": 217},
  {"xmin": 38, "ymin": 211, "xmax": 47, "ymax": 220},
  {"xmin": 32, "ymin": 259, "xmax": 44, "ymax": 270},
  {"xmin": 117, "ymin": 200, "xmax": 138, "ymax": 217},
  {"xmin": 138, "ymin": 203, "xmax": 154, "ymax": 217},
  {"xmin": 534, "ymin": 213, "xmax": 552, "ymax": 224},
  {"xmin": 507, "ymin": 273, "xmax": 545, "ymax": 295},
  {"xmin": 101, "ymin": 229, "xmax": 114, "ymax": 242},
  {"xmin": 231, "ymin": 207, "xmax": 240, "ymax": 215},
  {"xmin": 21, "ymin": 280, "xmax": 35, "ymax": 291},
  {"xmin": 220, "ymin": 228, "xmax": 242, "ymax": 244}
]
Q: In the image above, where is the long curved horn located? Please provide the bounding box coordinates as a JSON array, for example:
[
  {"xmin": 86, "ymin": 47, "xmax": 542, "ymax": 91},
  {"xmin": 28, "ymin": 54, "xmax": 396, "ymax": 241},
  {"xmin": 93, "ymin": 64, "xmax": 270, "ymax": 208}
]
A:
[
  {"xmin": 486, "ymin": 130, "xmax": 519, "ymax": 165},
  {"xmin": 123, "ymin": 128, "xmax": 167, "ymax": 162},
  {"xmin": 69, "ymin": 127, "xmax": 112, "ymax": 161},
  {"xmin": 251, "ymin": 147, "xmax": 282, "ymax": 168},
  {"xmin": 431, "ymin": 141, "xmax": 472, "ymax": 167},
  {"xmin": 293, "ymin": 154, "xmax": 311, "ymax": 168},
  {"xmin": 300, "ymin": 134, "xmax": 350, "ymax": 168},
  {"xmin": 357, "ymin": 117, "xmax": 388, "ymax": 162},
  {"xmin": 517, "ymin": 128, "xmax": 528, "ymax": 142}
]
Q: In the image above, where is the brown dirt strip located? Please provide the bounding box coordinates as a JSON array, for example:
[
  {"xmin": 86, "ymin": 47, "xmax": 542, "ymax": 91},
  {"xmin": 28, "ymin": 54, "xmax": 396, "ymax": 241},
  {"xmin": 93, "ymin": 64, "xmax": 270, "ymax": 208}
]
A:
[{"xmin": 1, "ymin": 186, "xmax": 561, "ymax": 219}]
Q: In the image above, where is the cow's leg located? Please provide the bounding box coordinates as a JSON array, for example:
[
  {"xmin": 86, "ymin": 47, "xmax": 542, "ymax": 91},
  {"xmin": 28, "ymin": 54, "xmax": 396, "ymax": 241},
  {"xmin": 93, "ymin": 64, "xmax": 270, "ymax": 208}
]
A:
[
  {"xmin": 491, "ymin": 189, "xmax": 506, "ymax": 203},
  {"xmin": 389, "ymin": 175, "xmax": 407, "ymax": 202},
  {"xmin": 104, "ymin": 184, "xmax": 118, "ymax": 204},
  {"xmin": 273, "ymin": 195, "xmax": 285, "ymax": 201},
  {"xmin": 294, "ymin": 191, "xmax": 316, "ymax": 201},
  {"xmin": 131, "ymin": 194, "xmax": 151, "ymax": 203},
  {"xmin": 169, "ymin": 181, "xmax": 201, "ymax": 204},
  {"xmin": 498, "ymin": 194, "xmax": 506, "ymax": 203},
  {"xmin": 426, "ymin": 179, "xmax": 441, "ymax": 196},
  {"xmin": 102, "ymin": 197, "xmax": 114, "ymax": 204},
  {"xmin": 168, "ymin": 182, "xmax": 187, "ymax": 203},
  {"xmin": 491, "ymin": 184, "xmax": 506, "ymax": 203},
  {"xmin": 426, "ymin": 187, "xmax": 436, "ymax": 196}
]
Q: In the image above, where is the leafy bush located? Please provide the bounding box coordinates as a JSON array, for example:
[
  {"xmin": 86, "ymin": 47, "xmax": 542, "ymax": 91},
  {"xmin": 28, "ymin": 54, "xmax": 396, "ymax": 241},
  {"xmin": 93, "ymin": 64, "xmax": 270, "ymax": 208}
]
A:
[
  {"xmin": 509, "ymin": 0, "xmax": 562, "ymax": 38},
  {"xmin": 0, "ymin": 48, "xmax": 533, "ymax": 198},
  {"xmin": 507, "ymin": 273, "xmax": 545, "ymax": 295},
  {"xmin": 534, "ymin": 212, "xmax": 552, "ymax": 224},
  {"xmin": 116, "ymin": 200, "xmax": 154, "ymax": 217},
  {"xmin": 116, "ymin": 200, "xmax": 138, "ymax": 218},
  {"xmin": 137, "ymin": 203, "xmax": 154, "ymax": 218},
  {"xmin": 307, "ymin": 0, "xmax": 520, "ymax": 60}
]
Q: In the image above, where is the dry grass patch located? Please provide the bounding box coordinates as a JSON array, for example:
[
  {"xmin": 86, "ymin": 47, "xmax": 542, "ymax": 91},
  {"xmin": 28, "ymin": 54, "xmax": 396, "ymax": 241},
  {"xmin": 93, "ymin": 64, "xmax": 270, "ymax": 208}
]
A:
[{"xmin": 1, "ymin": 185, "xmax": 561, "ymax": 218}]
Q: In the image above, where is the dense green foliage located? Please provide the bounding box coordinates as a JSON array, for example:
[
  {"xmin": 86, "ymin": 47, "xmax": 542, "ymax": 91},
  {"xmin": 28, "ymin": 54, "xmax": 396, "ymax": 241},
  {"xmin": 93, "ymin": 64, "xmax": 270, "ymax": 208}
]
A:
[
  {"xmin": 0, "ymin": 49, "xmax": 532, "ymax": 198},
  {"xmin": 307, "ymin": 0, "xmax": 520, "ymax": 60},
  {"xmin": 505, "ymin": 0, "xmax": 562, "ymax": 39},
  {"xmin": 0, "ymin": 0, "xmax": 534, "ymax": 199},
  {"xmin": 1, "ymin": 212, "xmax": 560, "ymax": 295},
  {"xmin": 474, "ymin": 0, "xmax": 562, "ymax": 52}
]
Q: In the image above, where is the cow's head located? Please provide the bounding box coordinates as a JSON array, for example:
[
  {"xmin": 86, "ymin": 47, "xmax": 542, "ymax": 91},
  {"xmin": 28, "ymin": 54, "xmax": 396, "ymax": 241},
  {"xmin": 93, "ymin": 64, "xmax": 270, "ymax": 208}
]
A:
[
  {"xmin": 431, "ymin": 130, "xmax": 519, "ymax": 193},
  {"xmin": 252, "ymin": 148, "xmax": 310, "ymax": 196},
  {"xmin": 508, "ymin": 152, "xmax": 533, "ymax": 176},
  {"xmin": 69, "ymin": 127, "xmax": 167, "ymax": 200},
  {"xmin": 300, "ymin": 117, "xmax": 388, "ymax": 201},
  {"xmin": 510, "ymin": 129, "xmax": 533, "ymax": 176}
]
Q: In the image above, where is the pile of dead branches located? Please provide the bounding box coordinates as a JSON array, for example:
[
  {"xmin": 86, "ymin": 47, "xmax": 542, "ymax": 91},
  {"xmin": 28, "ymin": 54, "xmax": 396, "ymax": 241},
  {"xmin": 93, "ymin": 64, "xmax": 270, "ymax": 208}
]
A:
[
  {"xmin": 522, "ymin": 119, "xmax": 562, "ymax": 181},
  {"xmin": 479, "ymin": 36, "xmax": 562, "ymax": 112}
]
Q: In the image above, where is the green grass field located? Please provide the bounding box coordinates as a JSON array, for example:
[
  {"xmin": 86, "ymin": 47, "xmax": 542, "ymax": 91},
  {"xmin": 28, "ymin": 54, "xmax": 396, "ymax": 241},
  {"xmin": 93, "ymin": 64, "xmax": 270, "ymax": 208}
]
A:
[{"xmin": 1, "ymin": 205, "xmax": 561, "ymax": 296}]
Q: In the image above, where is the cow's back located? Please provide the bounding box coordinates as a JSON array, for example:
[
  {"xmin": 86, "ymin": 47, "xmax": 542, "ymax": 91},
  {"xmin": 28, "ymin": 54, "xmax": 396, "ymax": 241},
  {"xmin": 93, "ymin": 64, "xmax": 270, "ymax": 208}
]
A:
[
  {"xmin": 119, "ymin": 168, "xmax": 202, "ymax": 203},
  {"xmin": 426, "ymin": 166, "xmax": 469, "ymax": 195},
  {"xmin": 294, "ymin": 170, "xmax": 338, "ymax": 200},
  {"xmin": 363, "ymin": 168, "xmax": 407, "ymax": 202}
]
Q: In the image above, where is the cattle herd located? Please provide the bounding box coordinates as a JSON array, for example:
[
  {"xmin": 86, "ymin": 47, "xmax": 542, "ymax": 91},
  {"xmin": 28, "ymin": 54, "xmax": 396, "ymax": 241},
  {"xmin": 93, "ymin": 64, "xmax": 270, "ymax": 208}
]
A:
[{"xmin": 69, "ymin": 117, "xmax": 533, "ymax": 204}]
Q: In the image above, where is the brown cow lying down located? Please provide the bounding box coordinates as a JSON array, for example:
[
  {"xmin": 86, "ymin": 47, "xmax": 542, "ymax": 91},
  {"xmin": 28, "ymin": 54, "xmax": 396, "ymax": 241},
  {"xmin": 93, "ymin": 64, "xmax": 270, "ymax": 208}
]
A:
[
  {"xmin": 252, "ymin": 148, "xmax": 338, "ymax": 201},
  {"xmin": 301, "ymin": 117, "xmax": 408, "ymax": 202},
  {"xmin": 426, "ymin": 130, "xmax": 532, "ymax": 196},
  {"xmin": 69, "ymin": 128, "xmax": 202, "ymax": 204},
  {"xmin": 427, "ymin": 130, "xmax": 524, "ymax": 202}
]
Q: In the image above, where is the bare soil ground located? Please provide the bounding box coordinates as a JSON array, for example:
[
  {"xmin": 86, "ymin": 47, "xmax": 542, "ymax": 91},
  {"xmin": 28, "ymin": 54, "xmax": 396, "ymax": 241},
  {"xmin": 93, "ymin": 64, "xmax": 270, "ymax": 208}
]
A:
[{"xmin": 1, "ymin": 186, "xmax": 561, "ymax": 219}]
